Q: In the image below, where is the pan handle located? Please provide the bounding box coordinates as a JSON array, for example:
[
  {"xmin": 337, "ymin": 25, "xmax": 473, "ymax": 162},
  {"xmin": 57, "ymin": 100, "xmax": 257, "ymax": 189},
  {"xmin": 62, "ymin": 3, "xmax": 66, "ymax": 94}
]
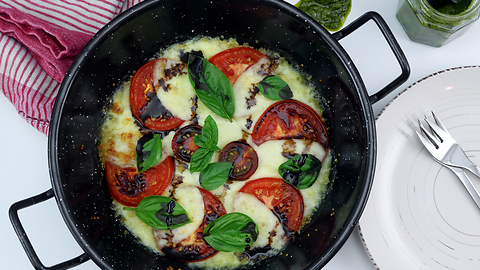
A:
[
  {"xmin": 332, "ymin": 11, "xmax": 410, "ymax": 104},
  {"xmin": 9, "ymin": 189, "xmax": 90, "ymax": 270}
]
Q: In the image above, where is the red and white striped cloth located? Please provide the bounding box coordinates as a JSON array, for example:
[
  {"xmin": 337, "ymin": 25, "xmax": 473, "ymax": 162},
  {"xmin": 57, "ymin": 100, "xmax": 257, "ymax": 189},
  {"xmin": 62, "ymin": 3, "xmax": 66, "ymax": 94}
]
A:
[{"xmin": 0, "ymin": 0, "xmax": 144, "ymax": 134}]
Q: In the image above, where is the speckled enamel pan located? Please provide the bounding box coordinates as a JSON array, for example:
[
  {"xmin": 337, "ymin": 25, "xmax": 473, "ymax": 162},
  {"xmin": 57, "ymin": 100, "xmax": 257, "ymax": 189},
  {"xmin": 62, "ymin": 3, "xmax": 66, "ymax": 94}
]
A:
[{"xmin": 10, "ymin": 0, "xmax": 409, "ymax": 269}]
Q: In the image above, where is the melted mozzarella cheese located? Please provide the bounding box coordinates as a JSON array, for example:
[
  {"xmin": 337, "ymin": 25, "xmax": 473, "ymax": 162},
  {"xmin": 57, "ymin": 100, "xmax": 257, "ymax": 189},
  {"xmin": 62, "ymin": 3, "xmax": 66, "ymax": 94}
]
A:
[
  {"xmin": 99, "ymin": 36, "xmax": 331, "ymax": 269},
  {"xmin": 233, "ymin": 57, "xmax": 271, "ymax": 118},
  {"xmin": 153, "ymin": 186, "xmax": 205, "ymax": 247},
  {"xmin": 153, "ymin": 59, "xmax": 196, "ymax": 121},
  {"xmin": 300, "ymin": 153, "xmax": 332, "ymax": 226},
  {"xmin": 276, "ymin": 57, "xmax": 323, "ymax": 114},
  {"xmin": 112, "ymin": 200, "xmax": 159, "ymax": 251},
  {"xmin": 251, "ymin": 140, "xmax": 326, "ymax": 179},
  {"xmin": 233, "ymin": 192, "xmax": 286, "ymax": 250},
  {"xmin": 232, "ymin": 58, "xmax": 274, "ymax": 134},
  {"xmin": 246, "ymin": 139, "xmax": 329, "ymax": 223},
  {"xmin": 99, "ymin": 82, "xmax": 142, "ymax": 167}
]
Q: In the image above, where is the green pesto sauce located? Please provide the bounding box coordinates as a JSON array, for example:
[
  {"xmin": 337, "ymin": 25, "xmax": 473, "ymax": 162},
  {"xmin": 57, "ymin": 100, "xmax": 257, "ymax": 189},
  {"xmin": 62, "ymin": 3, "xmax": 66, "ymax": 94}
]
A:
[
  {"xmin": 296, "ymin": 0, "xmax": 352, "ymax": 31},
  {"xmin": 428, "ymin": 0, "xmax": 473, "ymax": 15}
]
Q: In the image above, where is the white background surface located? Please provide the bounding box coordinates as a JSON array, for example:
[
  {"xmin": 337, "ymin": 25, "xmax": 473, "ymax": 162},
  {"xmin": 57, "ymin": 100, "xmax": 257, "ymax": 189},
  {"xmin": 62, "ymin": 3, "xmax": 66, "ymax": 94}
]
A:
[{"xmin": 1, "ymin": 0, "xmax": 480, "ymax": 269}]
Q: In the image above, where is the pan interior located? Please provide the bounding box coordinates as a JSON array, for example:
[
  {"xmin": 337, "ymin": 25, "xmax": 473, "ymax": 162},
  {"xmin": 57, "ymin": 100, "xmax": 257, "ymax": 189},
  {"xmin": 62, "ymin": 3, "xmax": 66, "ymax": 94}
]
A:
[{"xmin": 48, "ymin": 0, "xmax": 374, "ymax": 269}]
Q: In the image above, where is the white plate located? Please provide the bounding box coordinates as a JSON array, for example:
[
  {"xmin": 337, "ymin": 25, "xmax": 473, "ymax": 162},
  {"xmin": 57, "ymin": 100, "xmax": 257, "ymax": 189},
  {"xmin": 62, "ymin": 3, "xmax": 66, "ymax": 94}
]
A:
[{"xmin": 358, "ymin": 66, "xmax": 480, "ymax": 270}]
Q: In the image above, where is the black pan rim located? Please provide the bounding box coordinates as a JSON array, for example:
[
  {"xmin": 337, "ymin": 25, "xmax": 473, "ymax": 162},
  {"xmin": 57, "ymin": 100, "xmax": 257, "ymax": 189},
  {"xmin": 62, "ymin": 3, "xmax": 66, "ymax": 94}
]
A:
[{"xmin": 48, "ymin": 0, "xmax": 376, "ymax": 269}]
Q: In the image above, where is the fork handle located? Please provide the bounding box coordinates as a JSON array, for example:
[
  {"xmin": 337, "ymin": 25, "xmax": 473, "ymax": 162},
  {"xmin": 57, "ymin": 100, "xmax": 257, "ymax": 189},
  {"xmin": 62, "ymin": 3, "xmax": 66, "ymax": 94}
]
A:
[
  {"xmin": 446, "ymin": 166, "xmax": 480, "ymax": 209},
  {"xmin": 465, "ymin": 165, "xmax": 480, "ymax": 180}
]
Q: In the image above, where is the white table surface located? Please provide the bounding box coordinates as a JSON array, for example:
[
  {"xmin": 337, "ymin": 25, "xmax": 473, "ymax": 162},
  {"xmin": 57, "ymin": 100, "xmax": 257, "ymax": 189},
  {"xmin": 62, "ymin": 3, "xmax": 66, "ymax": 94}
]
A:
[{"xmin": 2, "ymin": 0, "xmax": 480, "ymax": 269}]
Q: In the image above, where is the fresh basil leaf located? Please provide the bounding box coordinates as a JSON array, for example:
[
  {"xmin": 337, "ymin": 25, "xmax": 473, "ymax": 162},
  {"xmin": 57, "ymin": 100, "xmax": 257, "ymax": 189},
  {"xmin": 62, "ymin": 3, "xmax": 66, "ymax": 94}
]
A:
[
  {"xmin": 193, "ymin": 139, "xmax": 219, "ymax": 153},
  {"xmin": 258, "ymin": 75, "xmax": 293, "ymax": 100},
  {"xmin": 202, "ymin": 115, "xmax": 219, "ymax": 146},
  {"xmin": 193, "ymin": 116, "xmax": 221, "ymax": 151},
  {"xmin": 190, "ymin": 116, "xmax": 221, "ymax": 173},
  {"xmin": 188, "ymin": 54, "xmax": 235, "ymax": 122},
  {"xmin": 200, "ymin": 162, "xmax": 233, "ymax": 190},
  {"xmin": 155, "ymin": 203, "xmax": 191, "ymax": 227},
  {"xmin": 136, "ymin": 133, "xmax": 163, "ymax": 173},
  {"xmin": 193, "ymin": 134, "xmax": 210, "ymax": 149},
  {"xmin": 125, "ymin": 196, "xmax": 192, "ymax": 230},
  {"xmin": 204, "ymin": 212, "xmax": 258, "ymax": 252},
  {"xmin": 279, "ymin": 154, "xmax": 322, "ymax": 189},
  {"xmin": 190, "ymin": 147, "xmax": 215, "ymax": 173}
]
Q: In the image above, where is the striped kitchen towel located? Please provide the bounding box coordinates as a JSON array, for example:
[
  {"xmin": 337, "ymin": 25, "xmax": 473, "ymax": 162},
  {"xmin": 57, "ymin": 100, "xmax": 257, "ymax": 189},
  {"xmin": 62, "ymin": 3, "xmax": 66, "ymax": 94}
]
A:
[{"xmin": 0, "ymin": 0, "xmax": 143, "ymax": 134}]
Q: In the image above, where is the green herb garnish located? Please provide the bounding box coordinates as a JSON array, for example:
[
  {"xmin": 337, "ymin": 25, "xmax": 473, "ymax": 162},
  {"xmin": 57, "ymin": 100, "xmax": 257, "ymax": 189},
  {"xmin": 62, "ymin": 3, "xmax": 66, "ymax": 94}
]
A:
[
  {"xmin": 190, "ymin": 148, "xmax": 215, "ymax": 173},
  {"xmin": 188, "ymin": 54, "xmax": 235, "ymax": 122},
  {"xmin": 199, "ymin": 162, "xmax": 233, "ymax": 190},
  {"xmin": 190, "ymin": 115, "xmax": 221, "ymax": 172},
  {"xmin": 278, "ymin": 154, "xmax": 322, "ymax": 189},
  {"xmin": 258, "ymin": 75, "xmax": 293, "ymax": 100},
  {"xmin": 204, "ymin": 212, "xmax": 258, "ymax": 252},
  {"xmin": 136, "ymin": 133, "xmax": 163, "ymax": 173},
  {"xmin": 125, "ymin": 196, "xmax": 192, "ymax": 230}
]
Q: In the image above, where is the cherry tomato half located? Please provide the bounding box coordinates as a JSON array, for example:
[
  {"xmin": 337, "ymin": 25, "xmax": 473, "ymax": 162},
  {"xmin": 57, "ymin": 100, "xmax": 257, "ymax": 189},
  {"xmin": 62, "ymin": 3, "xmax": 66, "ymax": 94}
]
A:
[
  {"xmin": 161, "ymin": 187, "xmax": 227, "ymax": 262},
  {"xmin": 129, "ymin": 59, "xmax": 185, "ymax": 131},
  {"xmin": 172, "ymin": 124, "xmax": 203, "ymax": 162},
  {"xmin": 104, "ymin": 156, "xmax": 175, "ymax": 207},
  {"xmin": 239, "ymin": 178, "xmax": 304, "ymax": 239},
  {"xmin": 251, "ymin": 100, "xmax": 328, "ymax": 151},
  {"xmin": 218, "ymin": 141, "xmax": 258, "ymax": 180},
  {"xmin": 209, "ymin": 47, "xmax": 266, "ymax": 85}
]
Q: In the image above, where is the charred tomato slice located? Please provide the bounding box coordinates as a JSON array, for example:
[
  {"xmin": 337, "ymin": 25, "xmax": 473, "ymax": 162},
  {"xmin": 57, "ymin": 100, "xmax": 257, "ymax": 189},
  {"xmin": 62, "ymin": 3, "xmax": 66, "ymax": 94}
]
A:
[
  {"xmin": 129, "ymin": 59, "xmax": 185, "ymax": 131},
  {"xmin": 239, "ymin": 178, "xmax": 304, "ymax": 239},
  {"xmin": 172, "ymin": 124, "xmax": 203, "ymax": 162},
  {"xmin": 218, "ymin": 141, "xmax": 258, "ymax": 180},
  {"xmin": 161, "ymin": 187, "xmax": 227, "ymax": 262},
  {"xmin": 209, "ymin": 47, "xmax": 266, "ymax": 85},
  {"xmin": 251, "ymin": 100, "xmax": 328, "ymax": 150},
  {"xmin": 105, "ymin": 156, "xmax": 175, "ymax": 207}
]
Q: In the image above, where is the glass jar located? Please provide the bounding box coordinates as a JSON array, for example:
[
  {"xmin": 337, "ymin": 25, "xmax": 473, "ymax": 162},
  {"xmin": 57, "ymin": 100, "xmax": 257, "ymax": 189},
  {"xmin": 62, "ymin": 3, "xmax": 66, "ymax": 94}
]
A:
[{"xmin": 396, "ymin": 0, "xmax": 480, "ymax": 47}]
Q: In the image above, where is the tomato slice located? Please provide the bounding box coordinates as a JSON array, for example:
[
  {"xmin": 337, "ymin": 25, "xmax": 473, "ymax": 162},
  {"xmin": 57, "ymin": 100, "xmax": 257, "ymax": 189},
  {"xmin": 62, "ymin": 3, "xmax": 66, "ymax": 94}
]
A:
[
  {"xmin": 129, "ymin": 59, "xmax": 185, "ymax": 131},
  {"xmin": 218, "ymin": 141, "xmax": 258, "ymax": 180},
  {"xmin": 251, "ymin": 100, "xmax": 328, "ymax": 150},
  {"xmin": 161, "ymin": 187, "xmax": 227, "ymax": 262},
  {"xmin": 209, "ymin": 47, "xmax": 266, "ymax": 85},
  {"xmin": 104, "ymin": 156, "xmax": 174, "ymax": 207},
  {"xmin": 172, "ymin": 124, "xmax": 202, "ymax": 162},
  {"xmin": 239, "ymin": 178, "xmax": 304, "ymax": 238}
]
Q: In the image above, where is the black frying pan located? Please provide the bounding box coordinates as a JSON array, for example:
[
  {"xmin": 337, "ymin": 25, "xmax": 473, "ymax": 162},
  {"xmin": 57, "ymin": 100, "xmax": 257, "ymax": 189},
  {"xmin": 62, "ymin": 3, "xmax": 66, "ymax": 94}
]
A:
[{"xmin": 10, "ymin": 0, "xmax": 409, "ymax": 269}]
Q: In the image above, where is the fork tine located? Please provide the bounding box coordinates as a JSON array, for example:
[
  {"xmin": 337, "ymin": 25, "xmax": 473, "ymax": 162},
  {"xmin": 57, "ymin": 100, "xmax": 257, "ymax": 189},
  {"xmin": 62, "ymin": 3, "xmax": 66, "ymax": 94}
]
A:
[
  {"xmin": 424, "ymin": 118, "xmax": 448, "ymax": 143},
  {"xmin": 416, "ymin": 130, "xmax": 439, "ymax": 153},
  {"xmin": 418, "ymin": 120, "xmax": 440, "ymax": 149},
  {"xmin": 431, "ymin": 111, "xmax": 450, "ymax": 135}
]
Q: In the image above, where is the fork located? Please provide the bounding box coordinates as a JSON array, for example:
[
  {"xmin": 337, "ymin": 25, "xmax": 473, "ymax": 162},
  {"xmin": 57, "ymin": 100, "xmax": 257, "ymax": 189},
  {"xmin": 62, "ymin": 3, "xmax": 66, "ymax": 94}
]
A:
[
  {"xmin": 416, "ymin": 112, "xmax": 480, "ymax": 209},
  {"xmin": 419, "ymin": 111, "xmax": 480, "ymax": 178}
]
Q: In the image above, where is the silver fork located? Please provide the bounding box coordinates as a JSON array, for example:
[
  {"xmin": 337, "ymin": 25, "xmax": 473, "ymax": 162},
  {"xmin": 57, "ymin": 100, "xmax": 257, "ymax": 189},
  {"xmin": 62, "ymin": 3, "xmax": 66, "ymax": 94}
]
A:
[
  {"xmin": 419, "ymin": 111, "xmax": 480, "ymax": 177},
  {"xmin": 416, "ymin": 112, "xmax": 480, "ymax": 209}
]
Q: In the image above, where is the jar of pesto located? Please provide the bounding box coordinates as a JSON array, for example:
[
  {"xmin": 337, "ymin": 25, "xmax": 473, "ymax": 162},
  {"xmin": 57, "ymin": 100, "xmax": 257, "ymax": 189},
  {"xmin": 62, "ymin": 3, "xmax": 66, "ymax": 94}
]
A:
[{"xmin": 396, "ymin": 0, "xmax": 480, "ymax": 47}]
